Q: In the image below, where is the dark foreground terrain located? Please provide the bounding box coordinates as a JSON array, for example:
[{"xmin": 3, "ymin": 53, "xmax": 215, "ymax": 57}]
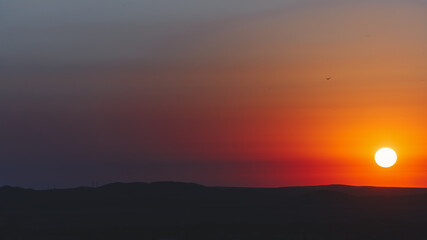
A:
[{"xmin": 1, "ymin": 182, "xmax": 427, "ymax": 239}]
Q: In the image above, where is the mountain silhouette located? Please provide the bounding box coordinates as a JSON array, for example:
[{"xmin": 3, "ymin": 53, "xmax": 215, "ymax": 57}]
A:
[{"xmin": 0, "ymin": 182, "xmax": 427, "ymax": 239}]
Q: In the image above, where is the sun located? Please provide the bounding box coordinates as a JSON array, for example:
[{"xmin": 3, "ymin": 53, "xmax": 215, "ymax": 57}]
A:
[{"xmin": 375, "ymin": 147, "xmax": 397, "ymax": 168}]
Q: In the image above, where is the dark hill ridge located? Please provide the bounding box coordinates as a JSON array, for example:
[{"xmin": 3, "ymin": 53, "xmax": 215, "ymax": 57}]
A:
[
  {"xmin": 2, "ymin": 181, "xmax": 426, "ymax": 196},
  {"xmin": 0, "ymin": 182, "xmax": 427, "ymax": 239},
  {"xmin": 1, "ymin": 182, "xmax": 427, "ymax": 209}
]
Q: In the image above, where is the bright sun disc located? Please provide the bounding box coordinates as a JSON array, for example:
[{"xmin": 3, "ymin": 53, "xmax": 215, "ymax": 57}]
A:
[{"xmin": 375, "ymin": 148, "xmax": 397, "ymax": 168}]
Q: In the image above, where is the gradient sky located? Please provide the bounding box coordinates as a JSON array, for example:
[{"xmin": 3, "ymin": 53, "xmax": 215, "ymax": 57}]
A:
[{"xmin": 2, "ymin": 0, "xmax": 427, "ymax": 188}]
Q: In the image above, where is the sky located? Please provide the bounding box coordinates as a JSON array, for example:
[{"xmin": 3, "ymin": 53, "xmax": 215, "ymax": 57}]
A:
[{"xmin": 1, "ymin": 0, "xmax": 427, "ymax": 188}]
